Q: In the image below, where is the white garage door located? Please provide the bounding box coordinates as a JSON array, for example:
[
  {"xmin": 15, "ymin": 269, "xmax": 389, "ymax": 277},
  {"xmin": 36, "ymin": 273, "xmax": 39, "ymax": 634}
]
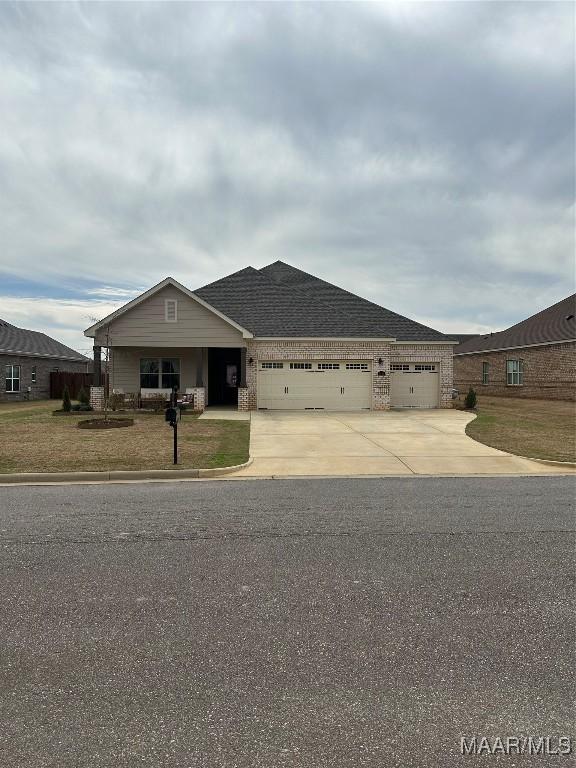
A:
[
  {"xmin": 258, "ymin": 361, "xmax": 371, "ymax": 410},
  {"xmin": 390, "ymin": 363, "xmax": 439, "ymax": 408}
]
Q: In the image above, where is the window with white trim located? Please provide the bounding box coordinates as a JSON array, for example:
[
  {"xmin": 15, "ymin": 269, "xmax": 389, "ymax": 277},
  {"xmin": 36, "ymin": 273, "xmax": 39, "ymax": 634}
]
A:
[
  {"xmin": 165, "ymin": 299, "xmax": 178, "ymax": 322},
  {"xmin": 506, "ymin": 359, "xmax": 523, "ymax": 386},
  {"xmin": 290, "ymin": 363, "xmax": 312, "ymax": 369},
  {"xmin": 414, "ymin": 364, "xmax": 436, "ymax": 371},
  {"xmin": 318, "ymin": 363, "xmax": 340, "ymax": 370},
  {"xmin": 391, "ymin": 364, "xmax": 410, "ymax": 371},
  {"xmin": 5, "ymin": 364, "xmax": 20, "ymax": 392},
  {"xmin": 482, "ymin": 362, "xmax": 489, "ymax": 385},
  {"xmin": 345, "ymin": 363, "xmax": 369, "ymax": 370},
  {"xmin": 261, "ymin": 362, "xmax": 283, "ymax": 369},
  {"xmin": 140, "ymin": 358, "xmax": 180, "ymax": 389}
]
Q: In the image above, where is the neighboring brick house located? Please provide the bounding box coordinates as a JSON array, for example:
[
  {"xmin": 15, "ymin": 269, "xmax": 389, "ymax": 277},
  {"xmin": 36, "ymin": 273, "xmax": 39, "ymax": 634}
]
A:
[
  {"xmin": 84, "ymin": 261, "xmax": 457, "ymax": 411},
  {"xmin": 0, "ymin": 318, "xmax": 88, "ymax": 402},
  {"xmin": 454, "ymin": 294, "xmax": 576, "ymax": 401}
]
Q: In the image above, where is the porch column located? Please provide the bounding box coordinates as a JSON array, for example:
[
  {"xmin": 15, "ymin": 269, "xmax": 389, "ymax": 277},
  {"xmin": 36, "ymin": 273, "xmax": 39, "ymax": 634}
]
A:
[
  {"xmin": 239, "ymin": 348, "xmax": 247, "ymax": 387},
  {"xmin": 93, "ymin": 345, "xmax": 102, "ymax": 386},
  {"xmin": 196, "ymin": 349, "xmax": 204, "ymax": 387}
]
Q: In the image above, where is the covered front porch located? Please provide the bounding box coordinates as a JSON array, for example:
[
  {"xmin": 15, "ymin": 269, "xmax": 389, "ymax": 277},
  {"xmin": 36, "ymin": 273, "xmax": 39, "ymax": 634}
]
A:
[{"xmin": 91, "ymin": 345, "xmax": 249, "ymax": 411}]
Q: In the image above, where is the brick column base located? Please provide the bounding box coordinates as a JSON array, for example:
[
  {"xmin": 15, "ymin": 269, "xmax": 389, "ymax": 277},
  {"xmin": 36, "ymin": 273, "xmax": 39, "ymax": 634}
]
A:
[
  {"xmin": 189, "ymin": 387, "xmax": 205, "ymax": 412},
  {"xmin": 373, "ymin": 384, "xmax": 390, "ymax": 410},
  {"xmin": 89, "ymin": 386, "xmax": 105, "ymax": 410},
  {"xmin": 238, "ymin": 387, "xmax": 250, "ymax": 411}
]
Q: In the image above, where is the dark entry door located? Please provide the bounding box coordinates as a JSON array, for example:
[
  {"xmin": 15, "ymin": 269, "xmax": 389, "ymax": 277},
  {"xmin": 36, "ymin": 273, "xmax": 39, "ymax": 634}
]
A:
[{"xmin": 208, "ymin": 348, "xmax": 241, "ymax": 406}]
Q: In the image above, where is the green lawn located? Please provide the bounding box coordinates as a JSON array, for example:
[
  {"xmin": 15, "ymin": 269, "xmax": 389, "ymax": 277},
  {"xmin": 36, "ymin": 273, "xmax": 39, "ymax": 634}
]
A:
[
  {"xmin": 459, "ymin": 396, "xmax": 576, "ymax": 463},
  {"xmin": 0, "ymin": 402, "xmax": 250, "ymax": 473}
]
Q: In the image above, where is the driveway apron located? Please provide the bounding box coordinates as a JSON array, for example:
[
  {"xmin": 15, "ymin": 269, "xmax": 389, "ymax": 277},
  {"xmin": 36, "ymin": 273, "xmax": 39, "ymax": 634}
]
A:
[{"xmin": 232, "ymin": 410, "xmax": 573, "ymax": 477}]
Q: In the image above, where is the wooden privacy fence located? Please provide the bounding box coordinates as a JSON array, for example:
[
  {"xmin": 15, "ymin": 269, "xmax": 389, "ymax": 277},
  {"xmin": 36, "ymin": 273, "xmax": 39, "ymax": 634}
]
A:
[{"xmin": 50, "ymin": 371, "xmax": 107, "ymax": 399}]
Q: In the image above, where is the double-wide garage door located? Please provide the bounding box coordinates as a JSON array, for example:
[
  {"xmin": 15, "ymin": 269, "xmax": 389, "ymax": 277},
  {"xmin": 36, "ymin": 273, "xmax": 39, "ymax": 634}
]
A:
[
  {"xmin": 258, "ymin": 361, "xmax": 371, "ymax": 410},
  {"xmin": 390, "ymin": 364, "xmax": 439, "ymax": 408}
]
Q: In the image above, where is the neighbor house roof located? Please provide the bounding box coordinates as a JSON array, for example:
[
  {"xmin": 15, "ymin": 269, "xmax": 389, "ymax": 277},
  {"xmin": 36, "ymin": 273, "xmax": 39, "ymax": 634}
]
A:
[
  {"xmin": 0, "ymin": 318, "xmax": 87, "ymax": 362},
  {"xmin": 448, "ymin": 333, "xmax": 483, "ymax": 345},
  {"xmin": 195, "ymin": 261, "xmax": 449, "ymax": 341},
  {"xmin": 454, "ymin": 294, "xmax": 576, "ymax": 355}
]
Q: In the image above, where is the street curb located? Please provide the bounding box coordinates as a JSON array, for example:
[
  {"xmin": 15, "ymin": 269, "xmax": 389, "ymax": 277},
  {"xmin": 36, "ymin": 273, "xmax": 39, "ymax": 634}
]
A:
[
  {"xmin": 522, "ymin": 457, "xmax": 576, "ymax": 469},
  {"xmin": 0, "ymin": 459, "xmax": 253, "ymax": 485}
]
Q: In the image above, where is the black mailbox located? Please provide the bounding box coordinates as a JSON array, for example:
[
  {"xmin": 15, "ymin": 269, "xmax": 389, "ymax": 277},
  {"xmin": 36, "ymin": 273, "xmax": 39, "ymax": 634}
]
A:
[{"xmin": 165, "ymin": 406, "xmax": 178, "ymax": 424}]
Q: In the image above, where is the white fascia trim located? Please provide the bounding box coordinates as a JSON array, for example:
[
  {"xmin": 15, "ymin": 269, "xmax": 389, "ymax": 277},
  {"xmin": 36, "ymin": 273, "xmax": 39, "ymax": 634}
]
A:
[
  {"xmin": 84, "ymin": 277, "xmax": 253, "ymax": 339},
  {"xmin": 392, "ymin": 340, "xmax": 458, "ymax": 345},
  {"xmin": 253, "ymin": 337, "xmax": 397, "ymax": 342},
  {"xmin": 454, "ymin": 338, "xmax": 576, "ymax": 356}
]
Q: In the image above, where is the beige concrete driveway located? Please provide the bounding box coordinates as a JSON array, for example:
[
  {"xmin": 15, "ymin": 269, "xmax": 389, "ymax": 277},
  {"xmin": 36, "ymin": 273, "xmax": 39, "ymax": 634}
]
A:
[{"xmin": 233, "ymin": 410, "xmax": 573, "ymax": 477}]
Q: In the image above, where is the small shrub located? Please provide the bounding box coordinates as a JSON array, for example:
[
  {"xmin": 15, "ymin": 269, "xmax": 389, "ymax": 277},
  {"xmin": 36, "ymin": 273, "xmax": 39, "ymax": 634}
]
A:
[
  {"xmin": 109, "ymin": 393, "xmax": 125, "ymax": 411},
  {"xmin": 62, "ymin": 386, "xmax": 72, "ymax": 412},
  {"xmin": 78, "ymin": 387, "xmax": 90, "ymax": 406},
  {"xmin": 464, "ymin": 387, "xmax": 477, "ymax": 409}
]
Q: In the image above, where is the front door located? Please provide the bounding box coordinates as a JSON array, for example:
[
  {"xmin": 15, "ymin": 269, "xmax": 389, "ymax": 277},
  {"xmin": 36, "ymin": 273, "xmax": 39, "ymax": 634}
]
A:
[{"xmin": 208, "ymin": 348, "xmax": 241, "ymax": 406}]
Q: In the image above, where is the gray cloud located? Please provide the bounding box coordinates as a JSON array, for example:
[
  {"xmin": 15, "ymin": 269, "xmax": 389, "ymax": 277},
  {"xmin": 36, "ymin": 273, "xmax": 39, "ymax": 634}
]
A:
[{"xmin": 0, "ymin": 1, "xmax": 573, "ymax": 352}]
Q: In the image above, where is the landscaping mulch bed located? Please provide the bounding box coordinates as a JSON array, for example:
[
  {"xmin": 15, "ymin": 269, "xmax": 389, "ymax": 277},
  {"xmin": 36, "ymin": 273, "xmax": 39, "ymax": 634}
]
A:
[{"xmin": 78, "ymin": 418, "xmax": 134, "ymax": 429}]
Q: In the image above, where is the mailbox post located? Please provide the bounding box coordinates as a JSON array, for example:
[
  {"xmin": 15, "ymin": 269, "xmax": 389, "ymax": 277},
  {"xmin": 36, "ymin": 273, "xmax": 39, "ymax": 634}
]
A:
[{"xmin": 165, "ymin": 385, "xmax": 179, "ymax": 464}]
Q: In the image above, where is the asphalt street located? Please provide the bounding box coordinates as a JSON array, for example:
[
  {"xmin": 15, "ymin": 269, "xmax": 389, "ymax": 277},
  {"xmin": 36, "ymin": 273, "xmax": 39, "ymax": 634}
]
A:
[{"xmin": 0, "ymin": 477, "xmax": 574, "ymax": 768}]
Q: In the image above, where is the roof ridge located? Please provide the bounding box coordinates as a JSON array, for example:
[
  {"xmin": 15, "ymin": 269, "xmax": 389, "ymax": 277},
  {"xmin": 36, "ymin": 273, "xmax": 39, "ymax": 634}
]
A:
[
  {"xmin": 259, "ymin": 261, "xmax": 444, "ymax": 337},
  {"xmin": 254, "ymin": 265, "xmax": 388, "ymax": 333},
  {"xmin": 195, "ymin": 265, "xmax": 261, "ymax": 292}
]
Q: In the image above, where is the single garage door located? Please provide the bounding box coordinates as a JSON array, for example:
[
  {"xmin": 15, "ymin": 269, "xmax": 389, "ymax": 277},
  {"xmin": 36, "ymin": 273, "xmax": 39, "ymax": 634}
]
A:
[
  {"xmin": 390, "ymin": 363, "xmax": 439, "ymax": 408},
  {"xmin": 258, "ymin": 361, "xmax": 372, "ymax": 410}
]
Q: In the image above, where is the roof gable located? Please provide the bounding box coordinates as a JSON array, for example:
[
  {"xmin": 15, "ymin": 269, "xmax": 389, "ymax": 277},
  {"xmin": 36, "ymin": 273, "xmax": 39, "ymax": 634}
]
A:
[{"xmin": 84, "ymin": 277, "xmax": 253, "ymax": 338}]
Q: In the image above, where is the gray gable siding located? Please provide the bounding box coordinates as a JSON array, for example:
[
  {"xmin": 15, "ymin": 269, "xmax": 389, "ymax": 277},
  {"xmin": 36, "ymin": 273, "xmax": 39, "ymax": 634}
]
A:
[{"xmin": 93, "ymin": 285, "xmax": 244, "ymax": 347}]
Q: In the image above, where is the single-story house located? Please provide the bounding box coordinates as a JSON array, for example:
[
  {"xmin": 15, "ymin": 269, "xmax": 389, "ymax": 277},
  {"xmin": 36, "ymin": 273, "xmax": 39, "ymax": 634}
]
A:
[
  {"xmin": 454, "ymin": 293, "xmax": 576, "ymax": 401},
  {"xmin": 84, "ymin": 261, "xmax": 457, "ymax": 411},
  {"xmin": 1, "ymin": 318, "xmax": 88, "ymax": 402}
]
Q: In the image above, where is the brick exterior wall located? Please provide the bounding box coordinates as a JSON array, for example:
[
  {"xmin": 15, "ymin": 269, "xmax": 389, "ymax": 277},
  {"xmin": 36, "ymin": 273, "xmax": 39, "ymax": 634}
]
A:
[
  {"xmin": 454, "ymin": 341, "xmax": 576, "ymax": 401},
  {"xmin": 0, "ymin": 354, "xmax": 86, "ymax": 402},
  {"xmin": 241, "ymin": 340, "xmax": 454, "ymax": 410}
]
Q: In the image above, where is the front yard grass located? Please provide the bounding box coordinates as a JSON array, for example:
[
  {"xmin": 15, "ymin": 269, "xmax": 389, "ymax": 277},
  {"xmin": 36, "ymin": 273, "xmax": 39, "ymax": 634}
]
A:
[
  {"xmin": 0, "ymin": 403, "xmax": 250, "ymax": 473},
  {"xmin": 460, "ymin": 395, "xmax": 576, "ymax": 463}
]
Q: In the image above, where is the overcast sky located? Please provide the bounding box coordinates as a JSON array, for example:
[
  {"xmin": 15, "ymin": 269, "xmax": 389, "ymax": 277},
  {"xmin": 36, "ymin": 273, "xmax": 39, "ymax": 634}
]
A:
[{"xmin": 0, "ymin": 1, "xmax": 574, "ymax": 355}]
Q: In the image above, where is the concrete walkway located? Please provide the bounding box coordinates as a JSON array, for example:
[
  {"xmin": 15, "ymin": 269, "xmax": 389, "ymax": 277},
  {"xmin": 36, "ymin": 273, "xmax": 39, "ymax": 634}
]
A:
[
  {"xmin": 232, "ymin": 410, "xmax": 573, "ymax": 477},
  {"xmin": 198, "ymin": 407, "xmax": 250, "ymax": 421}
]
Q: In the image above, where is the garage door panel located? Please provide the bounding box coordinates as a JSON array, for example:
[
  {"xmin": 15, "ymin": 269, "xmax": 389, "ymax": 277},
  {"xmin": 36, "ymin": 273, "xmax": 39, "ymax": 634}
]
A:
[
  {"xmin": 258, "ymin": 362, "xmax": 371, "ymax": 410},
  {"xmin": 390, "ymin": 369, "xmax": 439, "ymax": 408}
]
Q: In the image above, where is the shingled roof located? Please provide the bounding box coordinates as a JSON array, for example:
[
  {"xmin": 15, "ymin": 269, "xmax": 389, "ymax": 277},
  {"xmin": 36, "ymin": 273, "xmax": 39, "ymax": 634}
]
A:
[
  {"xmin": 454, "ymin": 294, "xmax": 576, "ymax": 355},
  {"xmin": 195, "ymin": 261, "xmax": 448, "ymax": 341},
  {"xmin": 0, "ymin": 318, "xmax": 87, "ymax": 362},
  {"xmin": 449, "ymin": 333, "xmax": 483, "ymax": 345}
]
